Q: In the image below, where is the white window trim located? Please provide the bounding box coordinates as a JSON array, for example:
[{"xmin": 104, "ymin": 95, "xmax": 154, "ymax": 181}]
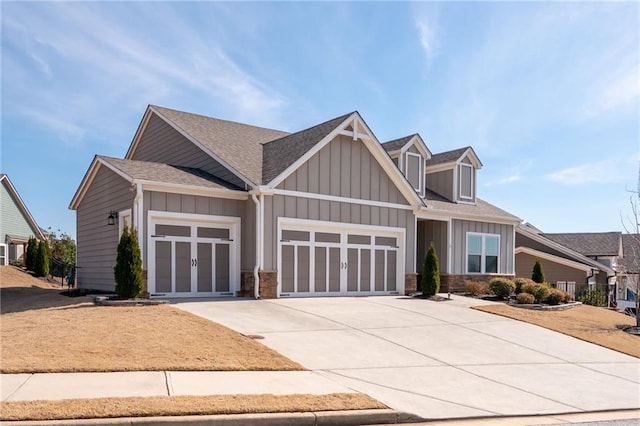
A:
[
  {"xmin": 0, "ymin": 243, "xmax": 7, "ymax": 266},
  {"xmin": 404, "ymin": 151, "xmax": 424, "ymax": 196},
  {"xmin": 119, "ymin": 209, "xmax": 132, "ymax": 237},
  {"xmin": 466, "ymin": 232, "xmax": 500, "ymax": 274},
  {"xmin": 458, "ymin": 163, "xmax": 474, "ymax": 201}
]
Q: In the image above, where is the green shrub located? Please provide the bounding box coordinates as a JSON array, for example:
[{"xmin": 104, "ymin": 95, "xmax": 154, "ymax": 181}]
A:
[
  {"xmin": 489, "ymin": 278, "xmax": 516, "ymax": 299},
  {"xmin": 522, "ymin": 282, "xmax": 550, "ymax": 303},
  {"xmin": 513, "ymin": 277, "xmax": 535, "ymax": 295},
  {"xmin": 545, "ymin": 288, "xmax": 569, "ymax": 305},
  {"xmin": 532, "ymin": 259, "xmax": 545, "ymax": 283},
  {"xmin": 114, "ymin": 226, "xmax": 144, "ymax": 299},
  {"xmin": 516, "ymin": 292, "xmax": 535, "ymax": 304},
  {"xmin": 25, "ymin": 236, "xmax": 37, "ymax": 272},
  {"xmin": 578, "ymin": 287, "xmax": 606, "ymax": 306},
  {"xmin": 421, "ymin": 242, "xmax": 440, "ymax": 296},
  {"xmin": 465, "ymin": 280, "xmax": 490, "ymax": 296},
  {"xmin": 34, "ymin": 239, "xmax": 50, "ymax": 277}
]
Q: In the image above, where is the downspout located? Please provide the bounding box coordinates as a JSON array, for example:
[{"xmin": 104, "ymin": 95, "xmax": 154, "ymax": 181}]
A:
[
  {"xmin": 251, "ymin": 193, "xmax": 261, "ymax": 299},
  {"xmin": 133, "ymin": 182, "xmax": 144, "ymax": 267}
]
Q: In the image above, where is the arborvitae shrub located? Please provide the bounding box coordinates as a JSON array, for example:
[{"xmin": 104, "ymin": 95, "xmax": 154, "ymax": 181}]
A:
[
  {"xmin": 26, "ymin": 236, "xmax": 39, "ymax": 272},
  {"xmin": 489, "ymin": 277, "xmax": 516, "ymax": 299},
  {"xmin": 421, "ymin": 242, "xmax": 440, "ymax": 296},
  {"xmin": 34, "ymin": 239, "xmax": 50, "ymax": 277},
  {"xmin": 532, "ymin": 259, "xmax": 545, "ymax": 283},
  {"xmin": 114, "ymin": 226, "xmax": 143, "ymax": 299}
]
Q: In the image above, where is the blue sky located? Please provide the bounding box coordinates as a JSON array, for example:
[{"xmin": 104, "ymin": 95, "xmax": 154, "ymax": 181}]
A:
[{"xmin": 1, "ymin": 1, "xmax": 638, "ymax": 240}]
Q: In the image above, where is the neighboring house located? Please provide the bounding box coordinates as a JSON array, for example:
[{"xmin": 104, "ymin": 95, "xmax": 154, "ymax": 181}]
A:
[
  {"xmin": 515, "ymin": 224, "xmax": 615, "ymax": 301},
  {"xmin": 618, "ymin": 234, "xmax": 639, "ymax": 310},
  {"xmin": 70, "ymin": 105, "xmax": 520, "ymax": 298},
  {"xmin": 0, "ymin": 174, "xmax": 45, "ymax": 265}
]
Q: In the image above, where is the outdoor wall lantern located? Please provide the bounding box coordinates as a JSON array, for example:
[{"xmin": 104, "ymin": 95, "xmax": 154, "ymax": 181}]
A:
[{"xmin": 107, "ymin": 210, "xmax": 119, "ymax": 226}]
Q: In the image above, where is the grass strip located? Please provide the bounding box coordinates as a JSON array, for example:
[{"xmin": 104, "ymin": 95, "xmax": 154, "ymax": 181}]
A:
[{"xmin": 0, "ymin": 393, "xmax": 387, "ymax": 421}]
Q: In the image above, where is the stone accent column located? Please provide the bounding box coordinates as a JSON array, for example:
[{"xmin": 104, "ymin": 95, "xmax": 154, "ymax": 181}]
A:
[
  {"xmin": 140, "ymin": 269, "xmax": 150, "ymax": 299},
  {"xmin": 238, "ymin": 270, "xmax": 255, "ymax": 297},
  {"xmin": 258, "ymin": 271, "xmax": 278, "ymax": 299},
  {"xmin": 404, "ymin": 273, "xmax": 418, "ymax": 295}
]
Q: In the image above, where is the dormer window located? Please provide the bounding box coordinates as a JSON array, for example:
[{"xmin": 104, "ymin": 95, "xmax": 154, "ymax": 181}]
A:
[
  {"xmin": 458, "ymin": 163, "xmax": 474, "ymax": 202},
  {"xmin": 405, "ymin": 152, "xmax": 424, "ymax": 195}
]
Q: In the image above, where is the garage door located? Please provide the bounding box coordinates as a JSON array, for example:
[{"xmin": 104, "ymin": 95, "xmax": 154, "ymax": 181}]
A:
[
  {"xmin": 278, "ymin": 220, "xmax": 404, "ymax": 297},
  {"xmin": 147, "ymin": 213, "xmax": 240, "ymax": 297}
]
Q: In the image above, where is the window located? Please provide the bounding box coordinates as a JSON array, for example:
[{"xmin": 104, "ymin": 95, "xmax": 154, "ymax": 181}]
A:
[
  {"xmin": 405, "ymin": 152, "xmax": 423, "ymax": 195},
  {"xmin": 466, "ymin": 233, "xmax": 499, "ymax": 274},
  {"xmin": 458, "ymin": 163, "xmax": 474, "ymax": 201},
  {"xmin": 0, "ymin": 244, "xmax": 6, "ymax": 266}
]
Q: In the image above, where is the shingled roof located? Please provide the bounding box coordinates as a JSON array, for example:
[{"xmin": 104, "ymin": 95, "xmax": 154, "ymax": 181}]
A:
[
  {"xmin": 151, "ymin": 106, "xmax": 290, "ymax": 185},
  {"xmin": 426, "ymin": 147, "xmax": 471, "ymax": 166},
  {"xmin": 99, "ymin": 155, "xmax": 243, "ymax": 190},
  {"xmin": 423, "ymin": 189, "xmax": 520, "ymax": 221},
  {"xmin": 381, "ymin": 135, "xmax": 416, "ymax": 153},
  {"xmin": 542, "ymin": 232, "xmax": 622, "ymax": 257},
  {"xmin": 261, "ymin": 112, "xmax": 353, "ymax": 183}
]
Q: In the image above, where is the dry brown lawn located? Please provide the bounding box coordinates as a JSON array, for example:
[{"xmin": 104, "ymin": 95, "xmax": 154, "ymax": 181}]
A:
[
  {"xmin": 473, "ymin": 303, "xmax": 639, "ymax": 358},
  {"xmin": 0, "ymin": 393, "xmax": 387, "ymax": 421},
  {"xmin": 0, "ymin": 266, "xmax": 302, "ymax": 373}
]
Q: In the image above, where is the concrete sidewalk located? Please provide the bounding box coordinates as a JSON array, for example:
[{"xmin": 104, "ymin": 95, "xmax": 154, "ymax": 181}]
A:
[{"xmin": 1, "ymin": 370, "xmax": 356, "ymax": 401}]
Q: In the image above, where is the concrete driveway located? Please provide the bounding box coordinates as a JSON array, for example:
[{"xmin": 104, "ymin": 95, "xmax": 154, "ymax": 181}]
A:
[{"xmin": 174, "ymin": 296, "xmax": 640, "ymax": 420}]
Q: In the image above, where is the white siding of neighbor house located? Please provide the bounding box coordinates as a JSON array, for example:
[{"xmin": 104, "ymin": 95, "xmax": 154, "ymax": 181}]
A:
[
  {"xmin": 76, "ymin": 166, "xmax": 135, "ymax": 291},
  {"xmin": 1, "ymin": 182, "xmax": 39, "ymax": 244},
  {"xmin": 450, "ymin": 219, "xmax": 514, "ymax": 275}
]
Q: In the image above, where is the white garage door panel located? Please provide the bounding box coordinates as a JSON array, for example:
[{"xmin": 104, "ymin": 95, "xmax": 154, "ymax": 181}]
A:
[
  {"xmin": 278, "ymin": 219, "xmax": 404, "ymax": 297},
  {"xmin": 148, "ymin": 212, "xmax": 240, "ymax": 298}
]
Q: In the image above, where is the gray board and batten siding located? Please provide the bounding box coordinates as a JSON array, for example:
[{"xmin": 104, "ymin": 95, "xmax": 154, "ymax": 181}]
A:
[
  {"xmin": 426, "ymin": 169, "xmax": 454, "ymax": 202},
  {"xmin": 450, "ymin": 219, "xmax": 514, "ymax": 275},
  {"xmin": 130, "ymin": 113, "xmax": 245, "ymax": 189},
  {"xmin": 76, "ymin": 166, "xmax": 135, "ymax": 291},
  {"xmin": 417, "ymin": 220, "xmax": 449, "ymax": 274},
  {"xmin": 268, "ymin": 134, "xmax": 414, "ymax": 272}
]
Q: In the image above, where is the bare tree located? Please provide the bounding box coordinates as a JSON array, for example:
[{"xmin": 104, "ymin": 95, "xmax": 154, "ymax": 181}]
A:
[{"xmin": 620, "ymin": 168, "xmax": 640, "ymax": 327}]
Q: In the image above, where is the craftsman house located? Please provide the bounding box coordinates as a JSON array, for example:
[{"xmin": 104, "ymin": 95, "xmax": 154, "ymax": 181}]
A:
[
  {"xmin": 70, "ymin": 106, "xmax": 520, "ymax": 298},
  {"xmin": 0, "ymin": 174, "xmax": 45, "ymax": 265}
]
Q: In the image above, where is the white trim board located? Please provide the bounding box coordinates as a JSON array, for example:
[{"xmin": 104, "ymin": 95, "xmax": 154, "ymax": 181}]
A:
[
  {"xmin": 515, "ymin": 247, "xmax": 596, "ymax": 273},
  {"xmin": 270, "ymin": 189, "xmax": 414, "ymax": 211}
]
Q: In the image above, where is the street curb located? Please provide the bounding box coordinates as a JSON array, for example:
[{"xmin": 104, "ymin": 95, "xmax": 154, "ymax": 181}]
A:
[{"xmin": 0, "ymin": 409, "xmax": 422, "ymax": 426}]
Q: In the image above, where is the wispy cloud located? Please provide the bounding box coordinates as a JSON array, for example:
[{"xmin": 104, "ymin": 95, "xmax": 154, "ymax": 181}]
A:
[
  {"xmin": 416, "ymin": 21, "xmax": 437, "ymax": 58},
  {"xmin": 486, "ymin": 173, "xmax": 521, "ymax": 186},
  {"xmin": 545, "ymin": 158, "xmax": 634, "ymax": 186},
  {"xmin": 1, "ymin": 2, "xmax": 291, "ymax": 147}
]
